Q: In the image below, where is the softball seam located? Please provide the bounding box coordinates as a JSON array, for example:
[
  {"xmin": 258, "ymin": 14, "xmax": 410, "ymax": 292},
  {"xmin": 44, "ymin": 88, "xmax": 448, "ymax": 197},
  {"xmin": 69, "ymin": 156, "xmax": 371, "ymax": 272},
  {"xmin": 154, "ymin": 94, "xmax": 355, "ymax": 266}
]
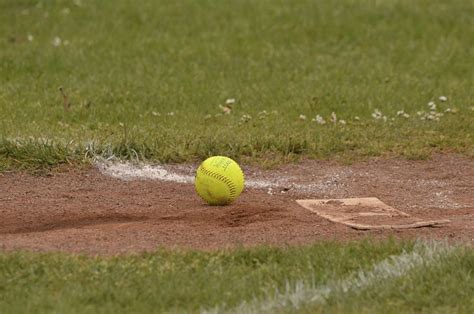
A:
[{"xmin": 198, "ymin": 165, "xmax": 237, "ymax": 199}]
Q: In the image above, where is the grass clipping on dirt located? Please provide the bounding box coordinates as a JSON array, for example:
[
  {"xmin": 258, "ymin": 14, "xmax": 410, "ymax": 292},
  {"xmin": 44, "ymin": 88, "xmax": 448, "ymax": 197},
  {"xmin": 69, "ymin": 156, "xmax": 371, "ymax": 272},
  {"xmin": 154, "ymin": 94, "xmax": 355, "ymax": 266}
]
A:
[
  {"xmin": 0, "ymin": 241, "xmax": 472, "ymax": 313},
  {"xmin": 0, "ymin": 0, "xmax": 473, "ymax": 170}
]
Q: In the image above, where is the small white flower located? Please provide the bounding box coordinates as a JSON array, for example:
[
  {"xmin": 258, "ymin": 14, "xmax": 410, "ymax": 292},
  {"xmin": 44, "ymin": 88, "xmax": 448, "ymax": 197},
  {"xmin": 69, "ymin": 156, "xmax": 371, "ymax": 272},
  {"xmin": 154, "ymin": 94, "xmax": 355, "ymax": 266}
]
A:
[
  {"xmin": 420, "ymin": 111, "xmax": 443, "ymax": 122},
  {"xmin": 118, "ymin": 122, "xmax": 124, "ymax": 127},
  {"xmin": 218, "ymin": 104, "xmax": 232, "ymax": 114},
  {"xmin": 52, "ymin": 37, "xmax": 62, "ymax": 46},
  {"xmin": 299, "ymin": 114, "xmax": 307, "ymax": 121},
  {"xmin": 396, "ymin": 110, "xmax": 410, "ymax": 118},
  {"xmin": 151, "ymin": 111, "xmax": 160, "ymax": 116},
  {"xmin": 312, "ymin": 115, "xmax": 326, "ymax": 125},
  {"xmin": 167, "ymin": 112, "xmax": 175, "ymax": 116},
  {"xmin": 354, "ymin": 116, "xmax": 360, "ymax": 121},
  {"xmin": 239, "ymin": 114, "xmax": 252, "ymax": 123},
  {"xmin": 330, "ymin": 112, "xmax": 337, "ymax": 123},
  {"xmin": 225, "ymin": 98, "xmax": 236, "ymax": 105},
  {"xmin": 339, "ymin": 119, "xmax": 346, "ymax": 125},
  {"xmin": 27, "ymin": 34, "xmax": 33, "ymax": 42},
  {"xmin": 428, "ymin": 101, "xmax": 436, "ymax": 111},
  {"xmin": 439, "ymin": 96, "xmax": 447, "ymax": 102},
  {"xmin": 204, "ymin": 114, "xmax": 212, "ymax": 120},
  {"xmin": 371, "ymin": 109, "xmax": 382, "ymax": 120},
  {"xmin": 258, "ymin": 110, "xmax": 269, "ymax": 119},
  {"xmin": 445, "ymin": 108, "xmax": 458, "ymax": 114}
]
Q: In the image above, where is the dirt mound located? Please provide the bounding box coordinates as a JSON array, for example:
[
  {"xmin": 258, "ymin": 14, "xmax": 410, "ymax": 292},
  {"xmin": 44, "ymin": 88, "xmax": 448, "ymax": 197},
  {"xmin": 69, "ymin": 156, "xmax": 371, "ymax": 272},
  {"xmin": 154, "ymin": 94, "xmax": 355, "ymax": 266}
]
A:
[{"xmin": 0, "ymin": 154, "xmax": 473, "ymax": 255}]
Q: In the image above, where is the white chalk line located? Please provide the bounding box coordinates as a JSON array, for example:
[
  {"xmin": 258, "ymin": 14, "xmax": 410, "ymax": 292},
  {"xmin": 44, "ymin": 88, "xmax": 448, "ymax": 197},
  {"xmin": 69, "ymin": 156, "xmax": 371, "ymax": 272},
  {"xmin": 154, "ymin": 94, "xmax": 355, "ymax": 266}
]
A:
[
  {"xmin": 96, "ymin": 159, "xmax": 287, "ymax": 190},
  {"xmin": 95, "ymin": 159, "xmax": 351, "ymax": 195},
  {"xmin": 96, "ymin": 159, "xmax": 194, "ymax": 184},
  {"xmin": 201, "ymin": 241, "xmax": 455, "ymax": 314}
]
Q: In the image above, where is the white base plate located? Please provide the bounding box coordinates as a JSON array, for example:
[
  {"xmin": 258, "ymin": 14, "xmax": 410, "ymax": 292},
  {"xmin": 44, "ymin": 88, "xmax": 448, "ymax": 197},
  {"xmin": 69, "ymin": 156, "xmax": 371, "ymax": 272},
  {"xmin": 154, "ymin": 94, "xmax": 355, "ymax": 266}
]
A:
[{"xmin": 296, "ymin": 197, "xmax": 450, "ymax": 230}]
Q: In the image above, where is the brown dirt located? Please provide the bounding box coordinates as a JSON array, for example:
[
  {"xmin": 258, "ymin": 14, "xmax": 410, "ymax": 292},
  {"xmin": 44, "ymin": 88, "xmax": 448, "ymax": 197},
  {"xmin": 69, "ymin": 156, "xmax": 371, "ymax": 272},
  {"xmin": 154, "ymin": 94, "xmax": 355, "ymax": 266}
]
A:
[{"xmin": 0, "ymin": 154, "xmax": 473, "ymax": 255}]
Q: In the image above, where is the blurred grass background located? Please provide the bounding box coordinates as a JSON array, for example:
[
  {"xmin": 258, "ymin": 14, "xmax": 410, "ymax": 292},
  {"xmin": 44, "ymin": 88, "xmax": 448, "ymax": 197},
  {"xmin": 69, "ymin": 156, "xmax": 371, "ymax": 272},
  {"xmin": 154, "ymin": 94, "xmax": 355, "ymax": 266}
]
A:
[{"xmin": 0, "ymin": 0, "xmax": 473, "ymax": 169}]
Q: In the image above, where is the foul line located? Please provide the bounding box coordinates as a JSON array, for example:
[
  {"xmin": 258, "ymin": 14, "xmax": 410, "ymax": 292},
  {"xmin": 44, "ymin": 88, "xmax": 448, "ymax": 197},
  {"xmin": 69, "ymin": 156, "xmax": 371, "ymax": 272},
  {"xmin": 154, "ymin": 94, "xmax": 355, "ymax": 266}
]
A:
[
  {"xmin": 96, "ymin": 159, "xmax": 283, "ymax": 189},
  {"xmin": 202, "ymin": 241, "xmax": 454, "ymax": 314},
  {"xmin": 96, "ymin": 159, "xmax": 194, "ymax": 184}
]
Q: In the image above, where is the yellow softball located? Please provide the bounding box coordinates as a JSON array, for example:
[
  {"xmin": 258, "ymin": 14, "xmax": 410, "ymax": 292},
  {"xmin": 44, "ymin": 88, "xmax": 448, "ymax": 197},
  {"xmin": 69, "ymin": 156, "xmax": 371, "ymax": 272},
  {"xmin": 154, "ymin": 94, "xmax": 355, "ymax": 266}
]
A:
[{"xmin": 195, "ymin": 156, "xmax": 245, "ymax": 205}]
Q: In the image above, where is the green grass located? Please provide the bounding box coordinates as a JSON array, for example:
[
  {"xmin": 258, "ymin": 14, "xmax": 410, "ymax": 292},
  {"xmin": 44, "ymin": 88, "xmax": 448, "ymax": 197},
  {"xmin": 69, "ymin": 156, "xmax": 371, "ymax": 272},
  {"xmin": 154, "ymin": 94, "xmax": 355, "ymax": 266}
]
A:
[
  {"xmin": 0, "ymin": 240, "xmax": 472, "ymax": 313},
  {"xmin": 1, "ymin": 0, "xmax": 473, "ymax": 170}
]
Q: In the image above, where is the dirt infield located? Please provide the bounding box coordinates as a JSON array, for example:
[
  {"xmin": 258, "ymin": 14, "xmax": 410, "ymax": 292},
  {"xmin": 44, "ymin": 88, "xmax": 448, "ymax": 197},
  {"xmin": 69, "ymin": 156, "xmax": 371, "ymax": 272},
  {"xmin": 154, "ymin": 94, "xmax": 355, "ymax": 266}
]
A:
[{"xmin": 0, "ymin": 154, "xmax": 473, "ymax": 255}]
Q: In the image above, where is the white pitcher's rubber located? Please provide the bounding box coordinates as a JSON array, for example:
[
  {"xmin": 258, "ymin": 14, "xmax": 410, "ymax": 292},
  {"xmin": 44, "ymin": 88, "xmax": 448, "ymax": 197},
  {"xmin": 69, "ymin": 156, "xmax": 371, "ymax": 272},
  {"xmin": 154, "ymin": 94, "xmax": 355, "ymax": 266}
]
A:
[{"xmin": 296, "ymin": 197, "xmax": 450, "ymax": 230}]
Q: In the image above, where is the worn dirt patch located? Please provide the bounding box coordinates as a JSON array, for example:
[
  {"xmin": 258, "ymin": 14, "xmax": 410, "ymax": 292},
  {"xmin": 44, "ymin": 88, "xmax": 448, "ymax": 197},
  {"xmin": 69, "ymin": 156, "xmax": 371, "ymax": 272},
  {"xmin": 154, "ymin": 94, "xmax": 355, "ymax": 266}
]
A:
[{"xmin": 0, "ymin": 154, "xmax": 473, "ymax": 255}]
